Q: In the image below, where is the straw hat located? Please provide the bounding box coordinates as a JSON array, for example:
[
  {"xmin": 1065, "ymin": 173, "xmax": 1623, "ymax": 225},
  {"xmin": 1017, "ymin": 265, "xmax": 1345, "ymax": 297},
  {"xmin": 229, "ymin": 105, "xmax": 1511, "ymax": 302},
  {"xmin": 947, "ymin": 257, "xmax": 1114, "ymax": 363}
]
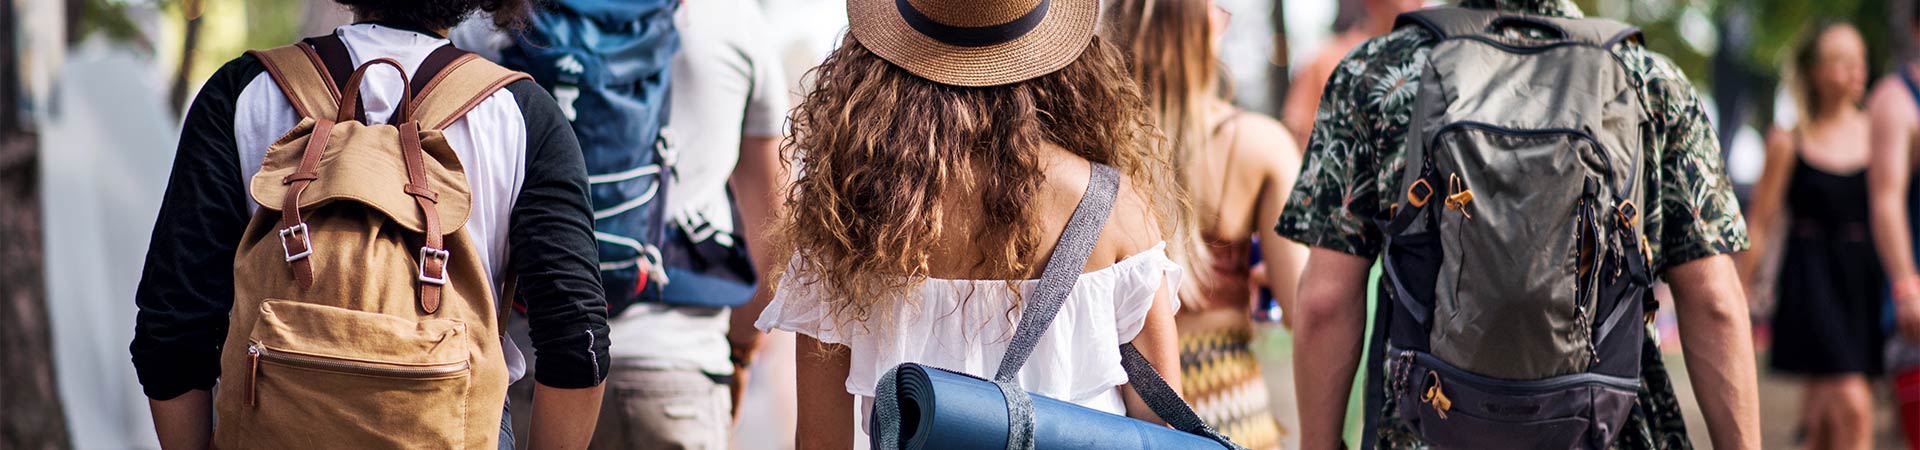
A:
[{"xmin": 847, "ymin": 0, "xmax": 1098, "ymax": 87}]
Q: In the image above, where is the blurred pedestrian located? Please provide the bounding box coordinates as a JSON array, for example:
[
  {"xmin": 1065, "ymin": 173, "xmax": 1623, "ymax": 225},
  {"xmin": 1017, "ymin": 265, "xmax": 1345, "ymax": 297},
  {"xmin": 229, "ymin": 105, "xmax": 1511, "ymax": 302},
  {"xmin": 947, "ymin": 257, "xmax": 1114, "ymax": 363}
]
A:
[
  {"xmin": 131, "ymin": 1, "xmax": 610, "ymax": 449},
  {"xmin": 1740, "ymin": 22, "xmax": 1880, "ymax": 450},
  {"xmin": 1279, "ymin": 0, "xmax": 1422, "ymax": 148},
  {"xmin": 1103, "ymin": 0, "xmax": 1306, "ymax": 448},
  {"xmin": 586, "ymin": 0, "xmax": 790, "ymax": 447},
  {"xmin": 1281, "ymin": 1, "xmax": 1760, "ymax": 449},
  {"xmin": 1865, "ymin": 6, "xmax": 1920, "ymax": 450},
  {"xmin": 752, "ymin": 0, "xmax": 1192, "ymax": 446}
]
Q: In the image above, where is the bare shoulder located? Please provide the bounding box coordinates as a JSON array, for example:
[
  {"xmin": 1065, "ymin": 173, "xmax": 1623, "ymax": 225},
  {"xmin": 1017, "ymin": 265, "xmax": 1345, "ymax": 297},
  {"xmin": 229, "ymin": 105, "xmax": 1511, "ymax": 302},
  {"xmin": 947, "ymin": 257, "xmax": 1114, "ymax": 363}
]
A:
[
  {"xmin": 1870, "ymin": 74, "xmax": 1920, "ymax": 125},
  {"xmin": 1227, "ymin": 112, "xmax": 1303, "ymax": 174},
  {"xmin": 1104, "ymin": 172, "xmax": 1164, "ymax": 259}
]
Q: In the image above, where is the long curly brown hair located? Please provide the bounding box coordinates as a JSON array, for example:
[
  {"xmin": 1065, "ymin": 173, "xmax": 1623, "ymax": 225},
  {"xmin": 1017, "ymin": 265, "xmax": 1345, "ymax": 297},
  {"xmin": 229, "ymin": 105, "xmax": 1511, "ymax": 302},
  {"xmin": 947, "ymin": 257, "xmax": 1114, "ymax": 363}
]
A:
[{"xmin": 778, "ymin": 35, "xmax": 1184, "ymax": 331}]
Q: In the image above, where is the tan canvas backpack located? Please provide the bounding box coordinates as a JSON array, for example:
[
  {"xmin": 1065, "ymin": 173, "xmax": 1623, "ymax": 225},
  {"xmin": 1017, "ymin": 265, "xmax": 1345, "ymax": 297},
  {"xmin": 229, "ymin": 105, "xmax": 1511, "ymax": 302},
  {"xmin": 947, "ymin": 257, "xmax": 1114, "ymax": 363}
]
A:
[{"xmin": 210, "ymin": 35, "xmax": 530, "ymax": 449}]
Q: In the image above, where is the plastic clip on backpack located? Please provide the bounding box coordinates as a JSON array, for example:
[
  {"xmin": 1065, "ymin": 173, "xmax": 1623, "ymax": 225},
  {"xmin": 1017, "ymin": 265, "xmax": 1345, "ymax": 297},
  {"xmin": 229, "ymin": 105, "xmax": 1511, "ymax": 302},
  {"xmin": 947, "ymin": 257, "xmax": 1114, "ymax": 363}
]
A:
[
  {"xmin": 210, "ymin": 34, "xmax": 531, "ymax": 449},
  {"xmin": 869, "ymin": 164, "xmax": 1246, "ymax": 450},
  {"xmin": 1372, "ymin": 7, "xmax": 1653, "ymax": 450}
]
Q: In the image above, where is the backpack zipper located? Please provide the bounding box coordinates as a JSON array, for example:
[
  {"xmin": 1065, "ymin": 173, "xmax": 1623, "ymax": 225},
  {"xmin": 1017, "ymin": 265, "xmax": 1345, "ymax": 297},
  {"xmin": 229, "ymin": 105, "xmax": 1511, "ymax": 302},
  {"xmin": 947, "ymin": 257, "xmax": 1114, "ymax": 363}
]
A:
[
  {"xmin": 246, "ymin": 342, "xmax": 470, "ymax": 407},
  {"xmin": 1410, "ymin": 350, "xmax": 1639, "ymax": 393},
  {"xmin": 1423, "ymin": 370, "xmax": 1453, "ymax": 419}
]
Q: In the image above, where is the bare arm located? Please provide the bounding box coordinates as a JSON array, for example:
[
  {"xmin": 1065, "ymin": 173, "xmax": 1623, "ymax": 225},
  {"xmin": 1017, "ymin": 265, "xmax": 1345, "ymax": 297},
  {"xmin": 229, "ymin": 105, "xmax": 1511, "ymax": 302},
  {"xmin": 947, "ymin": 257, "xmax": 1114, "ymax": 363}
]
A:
[
  {"xmin": 149, "ymin": 391, "xmax": 213, "ymax": 450},
  {"xmin": 527, "ymin": 384, "xmax": 606, "ymax": 450},
  {"xmin": 795, "ymin": 336, "xmax": 856, "ymax": 450},
  {"xmin": 1255, "ymin": 126, "xmax": 1308, "ymax": 329},
  {"xmin": 1869, "ymin": 77, "xmax": 1920, "ymax": 340},
  {"xmin": 1665, "ymin": 255, "xmax": 1761, "ymax": 450},
  {"xmin": 1871, "ymin": 78, "xmax": 1919, "ymax": 282},
  {"xmin": 727, "ymin": 135, "xmax": 789, "ymax": 416},
  {"xmin": 1120, "ymin": 277, "xmax": 1183, "ymax": 424},
  {"xmin": 1280, "ymin": 56, "xmax": 1334, "ymax": 148},
  {"xmin": 1733, "ymin": 129, "xmax": 1794, "ymax": 281},
  {"xmin": 1291, "ymin": 248, "xmax": 1373, "ymax": 450}
]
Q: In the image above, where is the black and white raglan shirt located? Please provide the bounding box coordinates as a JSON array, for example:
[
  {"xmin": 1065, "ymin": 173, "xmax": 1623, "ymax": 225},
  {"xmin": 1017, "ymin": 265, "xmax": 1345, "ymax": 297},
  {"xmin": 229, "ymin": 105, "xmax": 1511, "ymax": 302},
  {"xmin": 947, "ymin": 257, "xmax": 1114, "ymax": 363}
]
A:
[{"xmin": 130, "ymin": 24, "xmax": 610, "ymax": 401}]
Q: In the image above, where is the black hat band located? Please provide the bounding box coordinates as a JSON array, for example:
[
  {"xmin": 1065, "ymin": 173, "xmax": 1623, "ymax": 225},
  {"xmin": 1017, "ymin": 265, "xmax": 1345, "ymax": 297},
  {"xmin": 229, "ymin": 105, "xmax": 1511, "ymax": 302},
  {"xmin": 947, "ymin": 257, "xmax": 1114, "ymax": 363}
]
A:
[{"xmin": 895, "ymin": 0, "xmax": 1051, "ymax": 48}]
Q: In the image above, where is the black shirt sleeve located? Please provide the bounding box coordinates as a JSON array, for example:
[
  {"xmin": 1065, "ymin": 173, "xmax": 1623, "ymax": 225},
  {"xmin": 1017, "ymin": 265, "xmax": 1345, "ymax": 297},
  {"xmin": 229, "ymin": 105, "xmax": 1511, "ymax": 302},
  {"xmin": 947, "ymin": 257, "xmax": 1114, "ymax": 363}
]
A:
[
  {"xmin": 130, "ymin": 54, "xmax": 262, "ymax": 400},
  {"xmin": 506, "ymin": 79, "xmax": 612, "ymax": 388}
]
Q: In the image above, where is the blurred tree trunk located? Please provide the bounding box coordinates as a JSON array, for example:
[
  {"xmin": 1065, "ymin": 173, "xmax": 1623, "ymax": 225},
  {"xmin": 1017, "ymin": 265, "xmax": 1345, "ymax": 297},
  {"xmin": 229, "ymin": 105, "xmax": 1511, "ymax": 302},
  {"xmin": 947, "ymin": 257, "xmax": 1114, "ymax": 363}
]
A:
[
  {"xmin": 168, "ymin": 14, "xmax": 202, "ymax": 116},
  {"xmin": 1, "ymin": 0, "xmax": 72, "ymax": 448},
  {"xmin": 1268, "ymin": 0, "xmax": 1291, "ymax": 115}
]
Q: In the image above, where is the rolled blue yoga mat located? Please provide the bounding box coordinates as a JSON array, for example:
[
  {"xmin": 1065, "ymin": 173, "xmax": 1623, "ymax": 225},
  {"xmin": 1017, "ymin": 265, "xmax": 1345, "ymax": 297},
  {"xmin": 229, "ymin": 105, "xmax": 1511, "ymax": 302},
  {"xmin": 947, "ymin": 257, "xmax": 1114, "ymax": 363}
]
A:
[{"xmin": 878, "ymin": 364, "xmax": 1224, "ymax": 450}]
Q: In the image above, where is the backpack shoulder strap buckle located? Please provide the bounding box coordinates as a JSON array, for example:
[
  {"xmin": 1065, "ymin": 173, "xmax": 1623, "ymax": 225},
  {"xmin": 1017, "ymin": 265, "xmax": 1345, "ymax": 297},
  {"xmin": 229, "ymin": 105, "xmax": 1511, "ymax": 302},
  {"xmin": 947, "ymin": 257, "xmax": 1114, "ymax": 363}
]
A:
[
  {"xmin": 1614, "ymin": 200, "xmax": 1639, "ymax": 228},
  {"xmin": 1407, "ymin": 178, "xmax": 1435, "ymax": 208}
]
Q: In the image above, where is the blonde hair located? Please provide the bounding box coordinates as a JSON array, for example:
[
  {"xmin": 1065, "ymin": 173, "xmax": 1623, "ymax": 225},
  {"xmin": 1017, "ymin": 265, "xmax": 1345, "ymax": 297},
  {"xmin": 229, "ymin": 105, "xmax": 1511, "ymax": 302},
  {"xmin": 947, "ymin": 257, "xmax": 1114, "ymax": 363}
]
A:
[
  {"xmin": 1103, "ymin": 0, "xmax": 1222, "ymax": 308},
  {"xmin": 1786, "ymin": 21, "xmax": 1861, "ymax": 123}
]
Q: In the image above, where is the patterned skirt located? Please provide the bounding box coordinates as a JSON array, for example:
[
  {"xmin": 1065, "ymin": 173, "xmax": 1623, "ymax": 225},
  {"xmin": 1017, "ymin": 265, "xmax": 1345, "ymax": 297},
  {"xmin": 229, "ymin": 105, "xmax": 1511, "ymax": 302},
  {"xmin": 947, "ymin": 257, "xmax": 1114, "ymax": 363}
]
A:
[{"xmin": 1180, "ymin": 323, "xmax": 1285, "ymax": 450}]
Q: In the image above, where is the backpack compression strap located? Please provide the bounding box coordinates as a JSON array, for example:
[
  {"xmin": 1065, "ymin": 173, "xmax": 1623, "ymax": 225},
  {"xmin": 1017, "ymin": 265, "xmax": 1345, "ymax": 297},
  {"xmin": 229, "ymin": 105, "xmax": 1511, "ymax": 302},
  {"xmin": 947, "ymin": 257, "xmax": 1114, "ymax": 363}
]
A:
[{"xmin": 1394, "ymin": 6, "xmax": 1641, "ymax": 48}]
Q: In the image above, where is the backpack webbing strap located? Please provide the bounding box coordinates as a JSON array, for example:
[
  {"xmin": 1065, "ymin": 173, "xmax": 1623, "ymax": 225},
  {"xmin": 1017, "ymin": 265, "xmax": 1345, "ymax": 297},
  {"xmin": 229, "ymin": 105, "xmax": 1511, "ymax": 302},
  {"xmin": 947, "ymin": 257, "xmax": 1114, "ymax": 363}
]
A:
[
  {"xmin": 1120, "ymin": 343, "xmax": 1245, "ymax": 448},
  {"xmin": 986, "ymin": 163, "xmax": 1245, "ymax": 449},
  {"xmin": 248, "ymin": 43, "xmax": 340, "ymax": 121},
  {"xmin": 411, "ymin": 55, "xmax": 535, "ymax": 130},
  {"xmin": 993, "ymin": 163, "xmax": 1121, "ymax": 381}
]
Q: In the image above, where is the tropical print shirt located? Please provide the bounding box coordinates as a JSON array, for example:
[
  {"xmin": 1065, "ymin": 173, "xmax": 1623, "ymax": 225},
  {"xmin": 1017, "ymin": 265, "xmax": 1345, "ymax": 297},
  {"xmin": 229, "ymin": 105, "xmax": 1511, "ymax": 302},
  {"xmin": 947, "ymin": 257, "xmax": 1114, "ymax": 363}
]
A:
[{"xmin": 1274, "ymin": 0, "xmax": 1749, "ymax": 448}]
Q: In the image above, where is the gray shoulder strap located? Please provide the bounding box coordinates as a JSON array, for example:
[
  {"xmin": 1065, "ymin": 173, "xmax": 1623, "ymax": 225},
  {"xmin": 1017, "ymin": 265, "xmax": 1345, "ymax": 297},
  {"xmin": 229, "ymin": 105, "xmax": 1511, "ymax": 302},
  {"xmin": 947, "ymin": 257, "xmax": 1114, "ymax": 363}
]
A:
[
  {"xmin": 986, "ymin": 162, "xmax": 1247, "ymax": 449},
  {"xmin": 993, "ymin": 162, "xmax": 1121, "ymax": 381},
  {"xmin": 1395, "ymin": 6, "xmax": 1641, "ymax": 47}
]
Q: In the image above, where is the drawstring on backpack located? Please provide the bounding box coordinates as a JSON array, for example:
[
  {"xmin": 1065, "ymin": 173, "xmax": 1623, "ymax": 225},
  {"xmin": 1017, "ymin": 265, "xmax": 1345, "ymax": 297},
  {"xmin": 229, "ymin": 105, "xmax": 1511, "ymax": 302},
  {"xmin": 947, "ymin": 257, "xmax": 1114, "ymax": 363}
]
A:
[{"xmin": 1445, "ymin": 173, "xmax": 1474, "ymax": 219}]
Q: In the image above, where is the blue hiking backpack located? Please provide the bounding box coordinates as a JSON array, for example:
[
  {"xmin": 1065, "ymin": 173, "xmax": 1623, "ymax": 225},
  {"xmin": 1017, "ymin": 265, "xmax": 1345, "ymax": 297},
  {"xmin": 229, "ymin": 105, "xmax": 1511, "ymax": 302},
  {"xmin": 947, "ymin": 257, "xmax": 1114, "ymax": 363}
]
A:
[{"xmin": 501, "ymin": 0, "xmax": 678, "ymax": 316}]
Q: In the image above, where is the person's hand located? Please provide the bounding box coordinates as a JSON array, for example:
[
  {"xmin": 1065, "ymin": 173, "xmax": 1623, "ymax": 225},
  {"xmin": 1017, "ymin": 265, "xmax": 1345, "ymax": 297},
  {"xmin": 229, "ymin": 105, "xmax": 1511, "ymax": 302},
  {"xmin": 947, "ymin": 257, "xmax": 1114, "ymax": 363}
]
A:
[{"xmin": 1895, "ymin": 276, "xmax": 1920, "ymax": 342}]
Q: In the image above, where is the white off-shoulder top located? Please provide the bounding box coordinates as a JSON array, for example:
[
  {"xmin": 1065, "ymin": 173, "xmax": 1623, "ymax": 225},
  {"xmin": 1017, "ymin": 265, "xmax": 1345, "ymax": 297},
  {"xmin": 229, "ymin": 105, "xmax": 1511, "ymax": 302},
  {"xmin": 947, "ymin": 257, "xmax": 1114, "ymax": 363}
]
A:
[{"xmin": 755, "ymin": 241, "xmax": 1182, "ymax": 434}]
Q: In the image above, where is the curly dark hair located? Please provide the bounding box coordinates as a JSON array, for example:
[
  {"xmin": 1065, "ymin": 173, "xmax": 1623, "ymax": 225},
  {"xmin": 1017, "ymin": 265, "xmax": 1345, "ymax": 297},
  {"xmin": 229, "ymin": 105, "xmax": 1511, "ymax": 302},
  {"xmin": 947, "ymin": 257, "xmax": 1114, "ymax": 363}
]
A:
[
  {"xmin": 333, "ymin": 0, "xmax": 536, "ymax": 31},
  {"xmin": 777, "ymin": 35, "xmax": 1185, "ymax": 332}
]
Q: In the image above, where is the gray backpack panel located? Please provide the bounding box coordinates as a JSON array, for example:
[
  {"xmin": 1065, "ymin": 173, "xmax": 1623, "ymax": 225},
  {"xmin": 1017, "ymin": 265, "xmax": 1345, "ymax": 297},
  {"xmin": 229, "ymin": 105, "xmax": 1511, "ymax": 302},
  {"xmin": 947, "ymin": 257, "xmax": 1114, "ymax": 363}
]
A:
[{"xmin": 1376, "ymin": 7, "xmax": 1656, "ymax": 450}]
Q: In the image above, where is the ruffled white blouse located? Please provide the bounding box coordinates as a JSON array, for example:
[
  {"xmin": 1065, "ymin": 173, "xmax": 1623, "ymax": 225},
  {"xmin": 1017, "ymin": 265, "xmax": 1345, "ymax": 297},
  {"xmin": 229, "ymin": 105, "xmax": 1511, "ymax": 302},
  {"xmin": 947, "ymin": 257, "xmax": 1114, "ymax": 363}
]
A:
[{"xmin": 755, "ymin": 242, "xmax": 1182, "ymax": 428}]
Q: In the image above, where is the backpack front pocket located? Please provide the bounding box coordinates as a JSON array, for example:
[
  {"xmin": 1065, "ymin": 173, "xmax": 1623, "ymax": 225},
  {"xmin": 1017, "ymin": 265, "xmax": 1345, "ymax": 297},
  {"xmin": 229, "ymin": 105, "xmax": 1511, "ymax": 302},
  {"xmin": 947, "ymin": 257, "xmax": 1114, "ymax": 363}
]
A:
[
  {"xmin": 1393, "ymin": 350, "xmax": 1637, "ymax": 450},
  {"xmin": 241, "ymin": 300, "xmax": 475, "ymax": 450}
]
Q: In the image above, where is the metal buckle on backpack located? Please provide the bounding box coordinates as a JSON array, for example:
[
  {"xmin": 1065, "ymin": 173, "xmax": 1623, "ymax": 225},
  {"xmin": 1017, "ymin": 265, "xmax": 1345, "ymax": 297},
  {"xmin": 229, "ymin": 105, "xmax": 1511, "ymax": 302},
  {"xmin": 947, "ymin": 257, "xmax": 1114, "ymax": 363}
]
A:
[
  {"xmin": 279, "ymin": 223, "xmax": 312, "ymax": 262},
  {"xmin": 418, "ymin": 247, "xmax": 451, "ymax": 285}
]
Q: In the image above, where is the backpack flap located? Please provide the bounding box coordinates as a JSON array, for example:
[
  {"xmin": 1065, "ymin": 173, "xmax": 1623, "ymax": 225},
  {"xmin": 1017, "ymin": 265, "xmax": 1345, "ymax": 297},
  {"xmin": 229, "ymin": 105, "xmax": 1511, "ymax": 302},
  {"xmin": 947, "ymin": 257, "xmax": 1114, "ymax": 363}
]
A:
[{"xmin": 248, "ymin": 123, "xmax": 474, "ymax": 237}]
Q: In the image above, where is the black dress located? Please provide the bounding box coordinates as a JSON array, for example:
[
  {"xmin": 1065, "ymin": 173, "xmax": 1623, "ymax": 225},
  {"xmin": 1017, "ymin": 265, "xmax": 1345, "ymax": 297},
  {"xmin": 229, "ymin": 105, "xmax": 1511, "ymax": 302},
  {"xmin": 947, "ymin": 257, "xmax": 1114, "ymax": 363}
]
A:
[{"xmin": 1770, "ymin": 151, "xmax": 1888, "ymax": 376}]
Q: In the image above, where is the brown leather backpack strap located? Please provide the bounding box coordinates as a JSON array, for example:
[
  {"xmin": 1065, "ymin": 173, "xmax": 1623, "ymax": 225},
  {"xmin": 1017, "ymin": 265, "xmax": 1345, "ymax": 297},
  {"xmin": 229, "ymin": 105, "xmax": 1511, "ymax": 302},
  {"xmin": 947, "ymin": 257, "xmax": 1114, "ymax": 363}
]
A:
[
  {"xmin": 398, "ymin": 120, "xmax": 449, "ymax": 313},
  {"xmin": 411, "ymin": 55, "xmax": 534, "ymax": 130},
  {"xmin": 276, "ymin": 118, "xmax": 332, "ymax": 290},
  {"xmin": 247, "ymin": 42, "xmax": 340, "ymax": 121},
  {"xmin": 334, "ymin": 58, "xmax": 414, "ymax": 124},
  {"xmin": 251, "ymin": 40, "xmax": 347, "ymax": 289},
  {"xmin": 411, "ymin": 45, "xmax": 470, "ymax": 96}
]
